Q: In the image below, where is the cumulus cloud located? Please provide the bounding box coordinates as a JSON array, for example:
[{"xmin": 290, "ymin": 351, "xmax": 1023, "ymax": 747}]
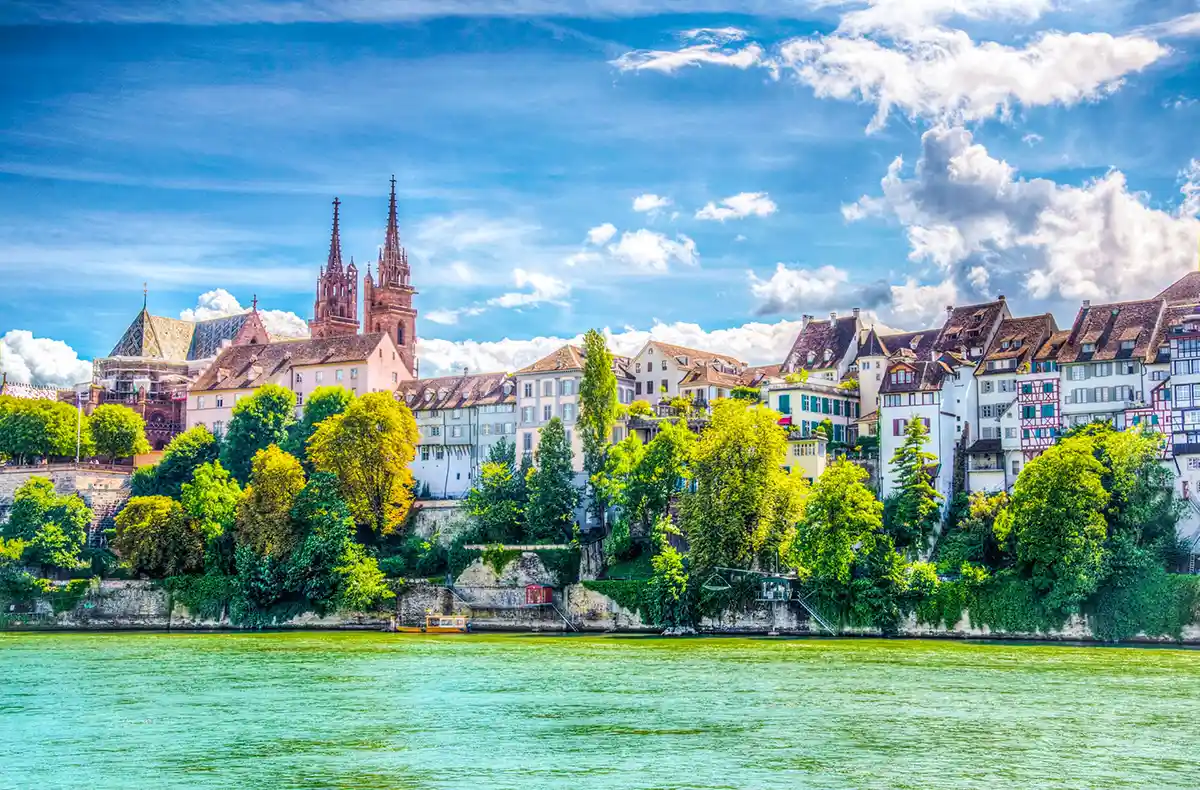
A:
[
  {"xmin": 632, "ymin": 193, "xmax": 672, "ymax": 213},
  {"xmin": 416, "ymin": 317, "xmax": 810, "ymax": 378},
  {"xmin": 890, "ymin": 277, "xmax": 960, "ymax": 326},
  {"xmin": 846, "ymin": 126, "xmax": 1200, "ymax": 305},
  {"xmin": 611, "ymin": 26, "xmax": 770, "ymax": 74},
  {"xmin": 695, "ymin": 192, "xmax": 778, "ymax": 221},
  {"xmin": 608, "ymin": 229, "xmax": 698, "ymax": 272},
  {"xmin": 425, "ymin": 307, "xmax": 485, "ymax": 326},
  {"xmin": 487, "ymin": 269, "xmax": 571, "ymax": 309},
  {"xmin": 748, "ymin": 263, "xmax": 893, "ymax": 317},
  {"xmin": 180, "ymin": 288, "xmax": 309, "ymax": 338},
  {"xmin": 586, "ymin": 222, "xmax": 618, "ymax": 245},
  {"xmin": 1, "ymin": 330, "xmax": 93, "ymax": 387},
  {"xmin": 612, "ymin": 1, "xmax": 1169, "ymax": 132}
]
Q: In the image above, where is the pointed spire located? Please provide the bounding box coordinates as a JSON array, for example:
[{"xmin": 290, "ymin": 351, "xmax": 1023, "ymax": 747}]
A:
[
  {"xmin": 378, "ymin": 175, "xmax": 409, "ymax": 287},
  {"xmin": 327, "ymin": 197, "xmax": 344, "ymax": 272},
  {"xmin": 142, "ymin": 282, "xmax": 148, "ymax": 311},
  {"xmin": 251, "ymin": 294, "xmax": 258, "ymax": 312}
]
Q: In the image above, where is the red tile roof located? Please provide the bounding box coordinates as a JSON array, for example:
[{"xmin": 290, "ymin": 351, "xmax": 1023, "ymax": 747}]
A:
[
  {"xmin": 396, "ymin": 371, "xmax": 515, "ymax": 410},
  {"xmin": 1057, "ymin": 298, "xmax": 1165, "ymax": 364},
  {"xmin": 192, "ymin": 333, "xmax": 387, "ymax": 391},
  {"xmin": 977, "ymin": 314, "xmax": 1057, "ymax": 375},
  {"xmin": 783, "ymin": 315, "xmax": 860, "ymax": 373}
]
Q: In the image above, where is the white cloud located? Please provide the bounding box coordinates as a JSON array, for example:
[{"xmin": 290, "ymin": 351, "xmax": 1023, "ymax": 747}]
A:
[
  {"xmin": 889, "ymin": 278, "xmax": 960, "ymax": 326},
  {"xmin": 847, "ymin": 126, "xmax": 1200, "ymax": 305},
  {"xmin": 449, "ymin": 261, "xmax": 477, "ymax": 283},
  {"xmin": 748, "ymin": 263, "xmax": 850, "ymax": 313},
  {"xmin": 487, "ymin": 269, "xmax": 571, "ymax": 309},
  {"xmin": 0, "ymin": 329, "xmax": 93, "ymax": 387},
  {"xmin": 607, "ymin": 229, "xmax": 698, "ymax": 272},
  {"xmin": 180, "ymin": 288, "xmax": 309, "ymax": 338},
  {"xmin": 695, "ymin": 191, "xmax": 778, "ymax": 221},
  {"xmin": 1181, "ymin": 159, "xmax": 1200, "ymax": 219},
  {"xmin": 1136, "ymin": 12, "xmax": 1200, "ymax": 40},
  {"xmin": 425, "ymin": 307, "xmax": 485, "ymax": 326},
  {"xmin": 632, "ymin": 193, "xmax": 672, "ymax": 213},
  {"xmin": 1022, "ymin": 133, "xmax": 1043, "ymax": 146},
  {"xmin": 611, "ymin": 26, "xmax": 771, "ymax": 74},
  {"xmin": 586, "ymin": 222, "xmax": 618, "ymax": 245}
]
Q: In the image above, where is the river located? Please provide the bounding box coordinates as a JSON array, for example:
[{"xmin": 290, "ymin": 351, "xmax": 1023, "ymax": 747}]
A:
[{"xmin": 2, "ymin": 632, "xmax": 1198, "ymax": 789}]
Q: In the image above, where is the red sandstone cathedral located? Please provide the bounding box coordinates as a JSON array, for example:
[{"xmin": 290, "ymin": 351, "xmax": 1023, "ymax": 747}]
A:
[{"xmin": 309, "ymin": 176, "xmax": 419, "ymax": 376}]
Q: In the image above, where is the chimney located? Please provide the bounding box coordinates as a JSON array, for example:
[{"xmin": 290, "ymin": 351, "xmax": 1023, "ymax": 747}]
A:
[
  {"xmin": 852, "ymin": 307, "xmax": 861, "ymax": 319},
  {"xmin": 998, "ymin": 294, "xmax": 1006, "ymax": 301},
  {"xmin": 463, "ymin": 367, "xmax": 469, "ymax": 377},
  {"xmin": 829, "ymin": 311, "xmax": 837, "ymax": 322},
  {"xmin": 946, "ymin": 305, "xmax": 954, "ymax": 317},
  {"xmin": 801, "ymin": 314, "xmax": 812, "ymax": 330},
  {"xmin": 1082, "ymin": 299, "xmax": 1091, "ymax": 309}
]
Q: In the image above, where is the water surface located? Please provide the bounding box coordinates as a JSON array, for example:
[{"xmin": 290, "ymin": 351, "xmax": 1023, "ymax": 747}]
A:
[{"xmin": 2, "ymin": 632, "xmax": 1198, "ymax": 789}]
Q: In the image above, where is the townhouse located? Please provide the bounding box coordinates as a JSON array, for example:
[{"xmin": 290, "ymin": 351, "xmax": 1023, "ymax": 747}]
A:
[{"xmin": 629, "ymin": 340, "xmax": 746, "ymax": 404}]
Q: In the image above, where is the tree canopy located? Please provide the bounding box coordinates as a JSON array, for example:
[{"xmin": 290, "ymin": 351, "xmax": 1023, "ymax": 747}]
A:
[
  {"xmin": 579, "ymin": 329, "xmax": 619, "ymax": 524},
  {"xmin": 525, "ymin": 417, "xmax": 579, "ymax": 542},
  {"xmin": 885, "ymin": 416, "xmax": 942, "ymax": 552},
  {"xmin": 220, "ymin": 384, "xmax": 297, "ymax": 482},
  {"xmin": 132, "ymin": 425, "xmax": 219, "ymax": 498},
  {"xmin": 0, "ymin": 398, "xmax": 89, "ymax": 462},
  {"xmin": 114, "ymin": 495, "xmax": 206, "ymax": 578},
  {"xmin": 236, "ymin": 445, "xmax": 307, "ymax": 557},
  {"xmin": 465, "ymin": 438, "xmax": 527, "ymax": 543},
  {"xmin": 89, "ymin": 403, "xmax": 151, "ymax": 461},
  {"xmin": 285, "ymin": 385, "xmax": 353, "ymax": 464},
  {"xmin": 2, "ymin": 476, "xmax": 92, "ymax": 572}
]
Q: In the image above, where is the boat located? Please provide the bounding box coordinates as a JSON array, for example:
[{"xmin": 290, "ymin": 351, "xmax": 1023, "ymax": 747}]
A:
[{"xmin": 395, "ymin": 614, "xmax": 470, "ymax": 634}]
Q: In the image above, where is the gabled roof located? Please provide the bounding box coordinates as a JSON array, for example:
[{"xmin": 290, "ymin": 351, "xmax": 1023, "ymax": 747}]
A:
[
  {"xmin": 856, "ymin": 327, "xmax": 888, "ymax": 359},
  {"xmin": 877, "ymin": 329, "xmax": 945, "ymax": 393},
  {"xmin": 396, "ymin": 372, "xmax": 515, "ymax": 411},
  {"xmin": 515, "ymin": 344, "xmax": 634, "ymax": 380},
  {"xmin": 109, "ymin": 308, "xmax": 268, "ymax": 362},
  {"xmin": 1033, "ymin": 329, "xmax": 1071, "ymax": 362},
  {"xmin": 679, "ymin": 363, "xmax": 745, "ymax": 390},
  {"xmin": 1157, "ymin": 272, "xmax": 1200, "ymax": 306},
  {"xmin": 977, "ymin": 314, "xmax": 1056, "ymax": 375},
  {"xmin": 741, "ymin": 363, "xmax": 781, "ymax": 386},
  {"xmin": 1057, "ymin": 298, "xmax": 1165, "ymax": 364},
  {"xmin": 784, "ymin": 315, "xmax": 860, "ymax": 373},
  {"xmin": 643, "ymin": 340, "xmax": 744, "ymax": 369},
  {"xmin": 1152, "ymin": 300, "xmax": 1200, "ymax": 364},
  {"xmin": 881, "ymin": 328, "xmax": 939, "ymax": 360},
  {"xmin": 933, "ymin": 299, "xmax": 1009, "ymax": 357},
  {"xmin": 191, "ymin": 333, "xmax": 388, "ymax": 391}
]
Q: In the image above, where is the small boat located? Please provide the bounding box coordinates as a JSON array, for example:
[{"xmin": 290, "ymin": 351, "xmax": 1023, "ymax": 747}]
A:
[{"xmin": 395, "ymin": 614, "xmax": 470, "ymax": 634}]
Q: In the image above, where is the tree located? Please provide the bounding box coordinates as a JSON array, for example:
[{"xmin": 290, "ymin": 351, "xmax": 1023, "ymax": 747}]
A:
[
  {"xmin": 180, "ymin": 461, "xmax": 242, "ymax": 540},
  {"xmin": 729, "ymin": 386, "xmax": 761, "ymax": 403},
  {"xmin": 885, "ymin": 416, "xmax": 942, "ymax": 552},
  {"xmin": 625, "ymin": 419, "xmax": 694, "ymax": 534},
  {"xmin": 132, "ymin": 426, "xmax": 219, "ymax": 498},
  {"xmin": 646, "ymin": 516, "xmax": 690, "ymax": 630},
  {"xmin": 525, "ymin": 417, "xmax": 579, "ymax": 542},
  {"xmin": 114, "ymin": 496, "xmax": 206, "ymax": 577},
  {"xmin": 1094, "ymin": 426, "xmax": 1181, "ymax": 551},
  {"xmin": 335, "ymin": 543, "xmax": 395, "ymax": 611},
  {"xmin": 680, "ymin": 399, "xmax": 799, "ymax": 571},
  {"xmin": 0, "ymin": 398, "xmax": 87, "ymax": 463},
  {"xmin": 236, "ymin": 445, "xmax": 306, "ymax": 557},
  {"xmin": 286, "ymin": 472, "xmax": 355, "ymax": 609},
  {"xmin": 936, "ymin": 490, "xmax": 1014, "ymax": 574},
  {"xmin": 285, "ymin": 385, "xmax": 353, "ymax": 464},
  {"xmin": 221, "ymin": 384, "xmax": 297, "ymax": 482},
  {"xmin": 465, "ymin": 438, "xmax": 526, "ymax": 543},
  {"xmin": 792, "ymin": 460, "xmax": 883, "ymax": 587},
  {"xmin": 628, "ymin": 400, "xmax": 653, "ymax": 418},
  {"xmin": 89, "ymin": 403, "xmax": 151, "ymax": 461},
  {"xmin": 2, "ymin": 477, "xmax": 92, "ymax": 572},
  {"xmin": 308, "ymin": 392, "xmax": 419, "ymax": 536},
  {"xmin": 579, "ymin": 329, "xmax": 619, "ymax": 526},
  {"xmin": 1010, "ymin": 437, "xmax": 1109, "ymax": 613}
]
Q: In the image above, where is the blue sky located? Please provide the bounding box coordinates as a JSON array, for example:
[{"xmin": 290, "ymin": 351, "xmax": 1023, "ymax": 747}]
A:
[{"xmin": 1, "ymin": 0, "xmax": 1198, "ymax": 384}]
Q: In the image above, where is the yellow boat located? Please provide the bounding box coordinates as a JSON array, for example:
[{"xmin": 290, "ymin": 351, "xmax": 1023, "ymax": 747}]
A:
[{"xmin": 395, "ymin": 614, "xmax": 470, "ymax": 634}]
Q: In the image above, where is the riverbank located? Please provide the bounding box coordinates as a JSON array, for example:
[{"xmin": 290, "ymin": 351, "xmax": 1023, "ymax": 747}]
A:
[{"xmin": 6, "ymin": 578, "xmax": 1200, "ymax": 645}]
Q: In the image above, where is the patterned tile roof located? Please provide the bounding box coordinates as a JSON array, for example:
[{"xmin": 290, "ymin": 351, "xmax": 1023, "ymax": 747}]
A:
[
  {"xmin": 515, "ymin": 344, "xmax": 634, "ymax": 380},
  {"xmin": 679, "ymin": 363, "xmax": 746, "ymax": 389},
  {"xmin": 396, "ymin": 372, "xmax": 515, "ymax": 411},
  {"xmin": 977, "ymin": 314, "xmax": 1057, "ymax": 375},
  {"xmin": 783, "ymin": 315, "xmax": 860, "ymax": 373},
  {"xmin": 1057, "ymin": 298, "xmax": 1165, "ymax": 364},
  {"xmin": 109, "ymin": 308, "xmax": 267, "ymax": 362},
  {"xmin": 1033, "ymin": 329, "xmax": 1071, "ymax": 362},
  {"xmin": 856, "ymin": 327, "xmax": 889, "ymax": 359},
  {"xmin": 933, "ymin": 299, "xmax": 1009, "ymax": 357},
  {"xmin": 878, "ymin": 329, "xmax": 944, "ymax": 393},
  {"xmin": 1157, "ymin": 272, "xmax": 1200, "ymax": 305},
  {"xmin": 191, "ymin": 333, "xmax": 386, "ymax": 391}
]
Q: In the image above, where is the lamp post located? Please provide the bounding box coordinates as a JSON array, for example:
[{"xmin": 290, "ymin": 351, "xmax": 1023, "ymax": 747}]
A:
[{"xmin": 75, "ymin": 386, "xmax": 87, "ymax": 465}]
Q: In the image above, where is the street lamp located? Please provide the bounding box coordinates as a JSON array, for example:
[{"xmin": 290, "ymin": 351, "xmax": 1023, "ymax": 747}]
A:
[{"xmin": 74, "ymin": 384, "xmax": 88, "ymax": 465}]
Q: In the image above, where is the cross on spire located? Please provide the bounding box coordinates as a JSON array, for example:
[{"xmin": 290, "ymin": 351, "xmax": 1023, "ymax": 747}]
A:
[
  {"xmin": 142, "ymin": 282, "xmax": 148, "ymax": 310},
  {"xmin": 251, "ymin": 294, "xmax": 258, "ymax": 312}
]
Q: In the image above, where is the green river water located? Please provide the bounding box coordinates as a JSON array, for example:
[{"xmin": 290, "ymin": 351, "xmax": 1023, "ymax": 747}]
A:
[{"xmin": 2, "ymin": 632, "xmax": 1198, "ymax": 790}]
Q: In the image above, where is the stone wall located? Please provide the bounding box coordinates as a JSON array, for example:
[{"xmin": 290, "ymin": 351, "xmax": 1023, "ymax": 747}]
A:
[
  {"xmin": 409, "ymin": 499, "xmax": 472, "ymax": 546},
  {"xmin": 0, "ymin": 465, "xmax": 132, "ymax": 542}
]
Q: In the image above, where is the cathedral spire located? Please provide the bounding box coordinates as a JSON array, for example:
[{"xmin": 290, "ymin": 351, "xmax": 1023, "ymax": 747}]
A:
[
  {"xmin": 378, "ymin": 175, "xmax": 409, "ymax": 287},
  {"xmin": 327, "ymin": 197, "xmax": 344, "ymax": 272}
]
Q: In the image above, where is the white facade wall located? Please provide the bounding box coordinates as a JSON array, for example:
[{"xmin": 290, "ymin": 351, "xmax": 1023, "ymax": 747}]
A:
[
  {"xmin": 1060, "ymin": 361, "xmax": 1146, "ymax": 429},
  {"xmin": 410, "ymin": 403, "xmax": 519, "ymax": 499}
]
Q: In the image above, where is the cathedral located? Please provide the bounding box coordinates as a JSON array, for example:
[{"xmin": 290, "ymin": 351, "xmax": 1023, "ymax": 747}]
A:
[{"xmin": 309, "ymin": 176, "xmax": 419, "ymax": 377}]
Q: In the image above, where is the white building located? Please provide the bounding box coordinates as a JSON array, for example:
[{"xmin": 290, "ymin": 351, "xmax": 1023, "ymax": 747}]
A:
[
  {"xmin": 396, "ymin": 372, "xmax": 517, "ymax": 499},
  {"xmin": 187, "ymin": 332, "xmax": 411, "ymax": 436},
  {"xmin": 629, "ymin": 340, "xmax": 745, "ymax": 404},
  {"xmin": 765, "ymin": 378, "xmax": 860, "ymax": 446},
  {"xmin": 781, "ymin": 311, "xmax": 863, "ymax": 384}
]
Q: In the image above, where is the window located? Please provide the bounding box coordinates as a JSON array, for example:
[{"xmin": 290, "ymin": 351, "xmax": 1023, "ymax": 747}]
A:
[
  {"xmin": 778, "ymin": 394, "xmax": 791, "ymax": 415},
  {"xmin": 1151, "ymin": 369, "xmax": 1169, "ymax": 381},
  {"xmin": 884, "ymin": 394, "xmax": 902, "ymax": 407},
  {"xmin": 295, "ymin": 373, "xmax": 303, "ymax": 385},
  {"xmin": 542, "ymin": 380, "xmax": 553, "ymax": 397},
  {"xmin": 421, "ymin": 447, "xmax": 430, "ymax": 461},
  {"xmin": 523, "ymin": 383, "xmax": 533, "ymax": 398},
  {"xmin": 1092, "ymin": 362, "xmax": 1112, "ymax": 377},
  {"xmin": 661, "ymin": 379, "xmax": 668, "ymax": 393},
  {"xmin": 1082, "ymin": 342, "xmax": 1096, "ymax": 353},
  {"xmin": 999, "ymin": 380, "xmax": 1016, "ymax": 393},
  {"xmin": 1120, "ymin": 340, "xmax": 1135, "ymax": 351},
  {"xmin": 822, "ymin": 398, "xmax": 831, "ymax": 414},
  {"xmin": 430, "ymin": 426, "xmax": 441, "ymax": 437},
  {"xmin": 980, "ymin": 404, "xmax": 995, "ymax": 419},
  {"xmin": 1042, "ymin": 382, "xmax": 1054, "ymax": 394},
  {"xmin": 981, "ymin": 427, "xmax": 998, "ymax": 439},
  {"xmin": 636, "ymin": 382, "xmax": 643, "ymax": 396},
  {"xmin": 522, "ymin": 406, "xmax": 534, "ymax": 423},
  {"xmin": 197, "ymin": 396, "xmax": 207, "ymax": 409},
  {"xmin": 315, "ymin": 371, "xmax": 324, "ymax": 383},
  {"xmin": 1068, "ymin": 366, "xmax": 1086, "ymax": 381},
  {"xmin": 335, "ymin": 369, "xmax": 344, "ymax": 381},
  {"xmin": 834, "ymin": 424, "xmax": 844, "ymax": 442},
  {"xmin": 1022, "ymin": 405, "xmax": 1036, "ymax": 419},
  {"xmin": 451, "ymin": 408, "xmax": 462, "ymax": 419},
  {"xmin": 1041, "ymin": 404, "xmax": 1055, "ymax": 418},
  {"xmin": 562, "ymin": 403, "xmax": 576, "ymax": 422},
  {"xmin": 523, "ymin": 433, "xmax": 532, "ymax": 451},
  {"xmin": 213, "ymin": 421, "xmax": 224, "ymax": 436},
  {"xmin": 1119, "ymin": 361, "xmax": 1136, "ymax": 375},
  {"xmin": 801, "ymin": 395, "xmax": 810, "ymax": 412},
  {"xmin": 892, "ymin": 418, "xmax": 930, "ymax": 436},
  {"xmin": 350, "ymin": 368, "xmax": 359, "ymax": 379},
  {"xmin": 450, "ymin": 426, "xmax": 463, "ymax": 438},
  {"xmin": 833, "ymin": 400, "xmax": 842, "ymax": 416},
  {"xmin": 661, "ymin": 360, "xmax": 668, "ymax": 371},
  {"xmin": 981, "ymin": 380, "xmax": 994, "ymax": 394},
  {"xmin": 435, "ymin": 447, "xmax": 445, "ymax": 460},
  {"xmin": 636, "ymin": 362, "xmax": 641, "ymax": 373},
  {"xmin": 543, "ymin": 404, "xmax": 552, "ymax": 421},
  {"xmin": 561, "ymin": 379, "xmax": 574, "ymax": 396},
  {"xmin": 481, "ymin": 424, "xmax": 492, "ymax": 436},
  {"xmin": 297, "ymin": 394, "xmax": 304, "ymax": 406},
  {"xmin": 392, "ymin": 372, "xmax": 398, "ymax": 384},
  {"xmin": 1011, "ymin": 459, "xmax": 1021, "ymax": 476},
  {"xmin": 565, "ymin": 430, "xmax": 572, "ymax": 446},
  {"xmin": 1005, "ymin": 427, "xmax": 1017, "ymax": 439}
]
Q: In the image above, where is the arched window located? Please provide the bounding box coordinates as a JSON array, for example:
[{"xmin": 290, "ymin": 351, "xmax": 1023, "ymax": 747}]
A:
[{"xmin": 398, "ymin": 324, "xmax": 405, "ymax": 346}]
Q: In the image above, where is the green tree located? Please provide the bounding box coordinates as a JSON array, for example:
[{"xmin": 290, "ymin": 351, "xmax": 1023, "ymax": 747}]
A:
[
  {"xmin": 628, "ymin": 420, "xmax": 694, "ymax": 532},
  {"xmin": 0, "ymin": 399, "xmax": 87, "ymax": 462},
  {"xmin": 180, "ymin": 461, "xmax": 242, "ymax": 540},
  {"xmin": 936, "ymin": 490, "xmax": 1014, "ymax": 574},
  {"xmin": 221, "ymin": 384, "xmax": 297, "ymax": 482},
  {"xmin": 2, "ymin": 477, "xmax": 92, "ymax": 572},
  {"xmin": 308, "ymin": 392, "xmax": 419, "ymax": 536},
  {"xmin": 792, "ymin": 459, "xmax": 883, "ymax": 587},
  {"xmin": 579, "ymin": 329, "xmax": 619, "ymax": 526},
  {"xmin": 1010, "ymin": 437, "xmax": 1109, "ymax": 613},
  {"xmin": 114, "ymin": 495, "xmax": 206, "ymax": 577},
  {"xmin": 465, "ymin": 438, "xmax": 526, "ymax": 543},
  {"xmin": 236, "ymin": 445, "xmax": 306, "ymax": 557},
  {"xmin": 335, "ymin": 543, "xmax": 395, "ymax": 611},
  {"xmin": 628, "ymin": 400, "xmax": 653, "ymax": 418},
  {"xmin": 287, "ymin": 472, "xmax": 355, "ymax": 609},
  {"xmin": 525, "ymin": 417, "xmax": 579, "ymax": 542},
  {"xmin": 646, "ymin": 516, "xmax": 690, "ymax": 630},
  {"xmin": 131, "ymin": 425, "xmax": 219, "ymax": 498},
  {"xmin": 680, "ymin": 399, "xmax": 800, "ymax": 571},
  {"xmin": 885, "ymin": 417, "xmax": 942, "ymax": 552},
  {"xmin": 729, "ymin": 386, "xmax": 761, "ymax": 402},
  {"xmin": 285, "ymin": 385, "xmax": 353, "ymax": 464},
  {"xmin": 89, "ymin": 403, "xmax": 151, "ymax": 461}
]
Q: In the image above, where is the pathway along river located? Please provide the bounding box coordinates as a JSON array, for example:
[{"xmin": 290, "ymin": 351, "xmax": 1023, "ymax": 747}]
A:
[{"xmin": 3, "ymin": 632, "xmax": 1199, "ymax": 789}]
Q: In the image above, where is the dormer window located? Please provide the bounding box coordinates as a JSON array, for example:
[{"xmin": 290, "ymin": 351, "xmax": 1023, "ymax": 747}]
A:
[
  {"xmin": 1120, "ymin": 340, "xmax": 1135, "ymax": 351},
  {"xmin": 1001, "ymin": 340, "xmax": 1011, "ymax": 350},
  {"xmin": 807, "ymin": 351, "xmax": 816, "ymax": 364},
  {"xmin": 1014, "ymin": 340, "xmax": 1022, "ymax": 349},
  {"xmin": 1083, "ymin": 342, "xmax": 1096, "ymax": 353}
]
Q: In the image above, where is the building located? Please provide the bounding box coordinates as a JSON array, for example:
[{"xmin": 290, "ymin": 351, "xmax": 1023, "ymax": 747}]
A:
[
  {"xmin": 513, "ymin": 345, "xmax": 634, "ymax": 472},
  {"xmin": 364, "ymin": 176, "xmax": 420, "ymax": 377},
  {"xmin": 396, "ymin": 372, "xmax": 517, "ymax": 499},
  {"xmin": 629, "ymin": 340, "xmax": 745, "ymax": 404},
  {"xmin": 765, "ymin": 378, "xmax": 860, "ymax": 446},
  {"xmin": 308, "ymin": 198, "xmax": 360, "ymax": 339},
  {"xmin": 783, "ymin": 433, "xmax": 829, "ymax": 483},
  {"xmin": 94, "ymin": 298, "xmax": 270, "ymax": 448},
  {"xmin": 781, "ymin": 311, "xmax": 863, "ymax": 383},
  {"xmin": 186, "ymin": 333, "xmax": 410, "ymax": 434}
]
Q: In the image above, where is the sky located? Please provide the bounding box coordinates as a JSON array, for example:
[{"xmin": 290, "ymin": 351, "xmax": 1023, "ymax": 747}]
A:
[{"xmin": 1, "ymin": 0, "xmax": 1199, "ymax": 385}]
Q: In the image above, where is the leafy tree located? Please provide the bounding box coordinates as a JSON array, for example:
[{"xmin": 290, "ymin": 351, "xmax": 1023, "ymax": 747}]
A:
[
  {"xmin": 465, "ymin": 438, "xmax": 526, "ymax": 543},
  {"xmin": 0, "ymin": 398, "xmax": 88, "ymax": 462},
  {"xmin": 667, "ymin": 395, "xmax": 694, "ymax": 417},
  {"xmin": 729, "ymin": 386, "xmax": 761, "ymax": 403},
  {"xmin": 525, "ymin": 417, "xmax": 579, "ymax": 542},
  {"xmin": 646, "ymin": 516, "xmax": 690, "ymax": 629},
  {"xmin": 180, "ymin": 461, "xmax": 242, "ymax": 540},
  {"xmin": 335, "ymin": 543, "xmax": 395, "ymax": 611},
  {"xmin": 936, "ymin": 490, "xmax": 1014, "ymax": 574},
  {"xmin": 1093, "ymin": 426, "xmax": 1181, "ymax": 551},
  {"xmin": 792, "ymin": 459, "xmax": 883, "ymax": 587},
  {"xmin": 285, "ymin": 385, "xmax": 353, "ymax": 464},
  {"xmin": 221, "ymin": 384, "xmax": 297, "ymax": 481},
  {"xmin": 113, "ymin": 496, "xmax": 206, "ymax": 577},
  {"xmin": 579, "ymin": 329, "xmax": 619, "ymax": 526},
  {"xmin": 236, "ymin": 445, "xmax": 306, "ymax": 557},
  {"xmin": 680, "ymin": 399, "xmax": 800, "ymax": 571},
  {"xmin": 628, "ymin": 421, "xmax": 694, "ymax": 532},
  {"xmin": 815, "ymin": 418, "xmax": 835, "ymax": 441},
  {"xmin": 628, "ymin": 400, "xmax": 653, "ymax": 418},
  {"xmin": 132, "ymin": 426, "xmax": 219, "ymax": 498},
  {"xmin": 784, "ymin": 371, "xmax": 809, "ymax": 384},
  {"xmin": 885, "ymin": 417, "xmax": 942, "ymax": 552},
  {"xmin": 286, "ymin": 472, "xmax": 355, "ymax": 608},
  {"xmin": 308, "ymin": 392, "xmax": 418, "ymax": 536},
  {"xmin": 2, "ymin": 477, "xmax": 92, "ymax": 572},
  {"xmin": 89, "ymin": 403, "xmax": 151, "ymax": 461},
  {"xmin": 1010, "ymin": 437, "xmax": 1109, "ymax": 613}
]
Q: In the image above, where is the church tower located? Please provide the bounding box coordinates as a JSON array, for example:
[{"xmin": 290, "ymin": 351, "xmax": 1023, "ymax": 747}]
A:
[
  {"xmin": 364, "ymin": 176, "xmax": 419, "ymax": 375},
  {"xmin": 309, "ymin": 197, "xmax": 360, "ymax": 338}
]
